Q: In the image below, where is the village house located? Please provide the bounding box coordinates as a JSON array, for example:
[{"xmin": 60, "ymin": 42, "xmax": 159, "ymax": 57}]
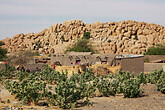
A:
[{"xmin": 51, "ymin": 52, "xmax": 144, "ymax": 75}]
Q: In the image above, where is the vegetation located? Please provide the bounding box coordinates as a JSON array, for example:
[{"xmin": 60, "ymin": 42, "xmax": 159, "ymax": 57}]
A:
[
  {"xmin": 45, "ymin": 42, "xmax": 49, "ymax": 45},
  {"xmin": 6, "ymin": 50, "xmax": 39, "ymax": 66},
  {"xmin": 65, "ymin": 38, "xmax": 94, "ymax": 53},
  {"xmin": 144, "ymin": 58, "xmax": 149, "ymax": 63},
  {"xmin": 107, "ymin": 39, "xmax": 111, "ymax": 43},
  {"xmin": 0, "ymin": 41, "xmax": 5, "ymax": 46},
  {"xmin": 61, "ymin": 35, "xmax": 65, "ymax": 42},
  {"xmin": 0, "ymin": 64, "xmax": 15, "ymax": 82},
  {"xmin": 0, "ymin": 47, "xmax": 7, "ymax": 60},
  {"xmin": 137, "ymin": 70, "xmax": 165, "ymax": 93},
  {"xmin": 65, "ymin": 32, "xmax": 94, "ymax": 53},
  {"xmin": 34, "ymin": 41, "xmax": 42, "ymax": 50},
  {"xmin": 32, "ymin": 51, "xmax": 40, "ymax": 56},
  {"xmin": 55, "ymin": 30, "xmax": 58, "ymax": 33},
  {"xmin": 1, "ymin": 64, "xmax": 165, "ymax": 109},
  {"xmin": 145, "ymin": 44, "xmax": 165, "ymax": 55},
  {"xmin": 82, "ymin": 31, "xmax": 90, "ymax": 39}
]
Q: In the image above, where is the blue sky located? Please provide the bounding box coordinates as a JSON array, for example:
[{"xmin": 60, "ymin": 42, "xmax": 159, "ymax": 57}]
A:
[{"xmin": 0, "ymin": 0, "xmax": 165, "ymax": 39}]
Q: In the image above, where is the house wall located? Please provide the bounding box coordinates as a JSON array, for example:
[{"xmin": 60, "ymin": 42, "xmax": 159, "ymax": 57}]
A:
[
  {"xmin": 144, "ymin": 63, "xmax": 165, "ymax": 72},
  {"xmin": 120, "ymin": 57, "xmax": 144, "ymax": 75},
  {"xmin": 51, "ymin": 54, "xmax": 116, "ymax": 66}
]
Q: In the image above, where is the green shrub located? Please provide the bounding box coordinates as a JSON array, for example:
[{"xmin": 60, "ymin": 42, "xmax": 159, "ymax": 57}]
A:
[
  {"xmin": 48, "ymin": 54, "xmax": 51, "ymax": 57},
  {"xmin": 0, "ymin": 64, "xmax": 15, "ymax": 82},
  {"xmin": 34, "ymin": 41, "xmax": 42, "ymax": 50},
  {"xmin": 134, "ymin": 35, "xmax": 138, "ymax": 40},
  {"xmin": 61, "ymin": 36, "xmax": 65, "ymax": 41},
  {"xmin": 82, "ymin": 32, "xmax": 90, "ymax": 39},
  {"xmin": 146, "ymin": 69, "xmax": 163, "ymax": 84},
  {"xmin": 0, "ymin": 47, "xmax": 7, "ymax": 60},
  {"xmin": 144, "ymin": 58, "xmax": 149, "ymax": 63},
  {"xmin": 107, "ymin": 40, "xmax": 111, "ymax": 43},
  {"xmin": 145, "ymin": 45, "xmax": 165, "ymax": 55},
  {"xmin": 97, "ymin": 76, "xmax": 116, "ymax": 96},
  {"xmin": 3, "ymin": 64, "xmax": 165, "ymax": 109},
  {"xmin": 156, "ymin": 72, "xmax": 165, "ymax": 94},
  {"xmin": 4, "ymin": 79, "xmax": 46, "ymax": 105},
  {"xmin": 55, "ymin": 30, "xmax": 58, "ymax": 33},
  {"xmin": 0, "ymin": 41, "xmax": 5, "ymax": 46},
  {"xmin": 65, "ymin": 39, "xmax": 94, "ymax": 53},
  {"xmin": 123, "ymin": 79, "xmax": 143, "ymax": 98},
  {"xmin": 45, "ymin": 42, "xmax": 49, "ymax": 45},
  {"xmin": 137, "ymin": 72, "xmax": 147, "ymax": 84},
  {"xmin": 146, "ymin": 69, "xmax": 165, "ymax": 94},
  {"xmin": 32, "ymin": 51, "xmax": 40, "ymax": 56}
]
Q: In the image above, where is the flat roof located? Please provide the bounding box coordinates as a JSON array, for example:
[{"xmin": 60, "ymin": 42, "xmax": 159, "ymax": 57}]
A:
[{"xmin": 115, "ymin": 55, "xmax": 144, "ymax": 59}]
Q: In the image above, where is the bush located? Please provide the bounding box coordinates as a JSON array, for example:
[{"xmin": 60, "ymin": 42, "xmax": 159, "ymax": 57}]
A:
[
  {"xmin": 144, "ymin": 58, "xmax": 149, "ymax": 63},
  {"xmin": 134, "ymin": 35, "xmax": 138, "ymax": 40},
  {"xmin": 32, "ymin": 51, "xmax": 40, "ymax": 56},
  {"xmin": 34, "ymin": 41, "xmax": 42, "ymax": 50},
  {"xmin": 5, "ymin": 65, "xmax": 165, "ymax": 109},
  {"xmin": 61, "ymin": 36, "xmax": 65, "ymax": 41},
  {"xmin": 123, "ymin": 79, "xmax": 143, "ymax": 98},
  {"xmin": 65, "ymin": 39, "xmax": 94, "ymax": 53},
  {"xmin": 0, "ymin": 41, "xmax": 5, "ymax": 46},
  {"xmin": 0, "ymin": 47, "xmax": 7, "ymax": 60},
  {"xmin": 4, "ymin": 79, "xmax": 46, "ymax": 105},
  {"xmin": 55, "ymin": 30, "xmax": 58, "ymax": 33},
  {"xmin": 82, "ymin": 32, "xmax": 90, "ymax": 39},
  {"xmin": 45, "ymin": 42, "xmax": 49, "ymax": 45},
  {"xmin": 97, "ymin": 76, "xmax": 116, "ymax": 96},
  {"xmin": 156, "ymin": 72, "xmax": 165, "ymax": 94},
  {"xmin": 145, "ymin": 45, "xmax": 165, "ymax": 55}
]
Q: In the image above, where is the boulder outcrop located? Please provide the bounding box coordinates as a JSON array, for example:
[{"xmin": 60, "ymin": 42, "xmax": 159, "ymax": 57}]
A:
[{"xmin": 1, "ymin": 20, "xmax": 165, "ymax": 55}]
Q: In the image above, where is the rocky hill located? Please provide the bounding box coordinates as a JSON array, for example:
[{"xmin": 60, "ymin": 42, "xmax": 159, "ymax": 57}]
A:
[{"xmin": 1, "ymin": 20, "xmax": 165, "ymax": 55}]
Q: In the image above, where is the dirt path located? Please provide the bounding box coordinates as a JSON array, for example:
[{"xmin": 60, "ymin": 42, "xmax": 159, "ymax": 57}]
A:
[{"xmin": 0, "ymin": 84, "xmax": 165, "ymax": 110}]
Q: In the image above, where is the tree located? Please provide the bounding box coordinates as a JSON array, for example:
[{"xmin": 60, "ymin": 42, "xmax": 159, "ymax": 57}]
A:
[
  {"xmin": 82, "ymin": 32, "xmax": 90, "ymax": 39},
  {"xmin": 0, "ymin": 41, "xmax": 5, "ymax": 46},
  {"xmin": 6, "ymin": 50, "xmax": 38, "ymax": 66},
  {"xmin": 65, "ymin": 39, "xmax": 94, "ymax": 53},
  {"xmin": 145, "ymin": 44, "xmax": 165, "ymax": 55},
  {"xmin": 0, "ymin": 47, "xmax": 7, "ymax": 60}
]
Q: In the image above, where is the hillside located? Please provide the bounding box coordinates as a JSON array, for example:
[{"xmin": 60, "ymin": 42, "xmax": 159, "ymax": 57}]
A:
[{"xmin": 1, "ymin": 20, "xmax": 165, "ymax": 55}]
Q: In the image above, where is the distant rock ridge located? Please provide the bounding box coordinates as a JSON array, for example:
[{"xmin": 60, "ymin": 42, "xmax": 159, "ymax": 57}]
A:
[{"xmin": 1, "ymin": 20, "xmax": 165, "ymax": 55}]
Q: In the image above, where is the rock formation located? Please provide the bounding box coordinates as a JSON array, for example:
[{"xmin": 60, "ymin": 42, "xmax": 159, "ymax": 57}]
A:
[{"xmin": 1, "ymin": 20, "xmax": 165, "ymax": 55}]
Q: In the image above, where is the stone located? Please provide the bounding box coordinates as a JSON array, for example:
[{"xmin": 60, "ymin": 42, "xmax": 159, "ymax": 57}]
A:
[
  {"xmin": 2, "ymin": 20, "xmax": 164, "ymax": 55},
  {"xmin": 124, "ymin": 31, "xmax": 131, "ymax": 37}
]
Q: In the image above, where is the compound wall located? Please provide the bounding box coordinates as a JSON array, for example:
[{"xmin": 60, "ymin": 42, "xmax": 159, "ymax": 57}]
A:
[{"xmin": 144, "ymin": 63, "xmax": 165, "ymax": 72}]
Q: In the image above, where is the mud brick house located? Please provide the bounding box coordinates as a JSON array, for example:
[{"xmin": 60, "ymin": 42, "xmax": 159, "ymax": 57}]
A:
[
  {"xmin": 51, "ymin": 52, "xmax": 116, "ymax": 66},
  {"xmin": 115, "ymin": 55, "xmax": 144, "ymax": 75},
  {"xmin": 51, "ymin": 52, "xmax": 144, "ymax": 75}
]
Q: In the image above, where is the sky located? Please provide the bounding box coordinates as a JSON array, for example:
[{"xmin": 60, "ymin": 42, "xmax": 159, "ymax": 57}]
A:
[{"xmin": 0, "ymin": 0, "xmax": 165, "ymax": 40}]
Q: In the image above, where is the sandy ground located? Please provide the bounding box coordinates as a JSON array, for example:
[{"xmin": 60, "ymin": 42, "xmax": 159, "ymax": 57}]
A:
[{"xmin": 0, "ymin": 84, "xmax": 165, "ymax": 110}]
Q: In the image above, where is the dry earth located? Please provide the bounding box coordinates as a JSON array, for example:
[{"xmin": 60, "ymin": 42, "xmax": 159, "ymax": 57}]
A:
[{"xmin": 0, "ymin": 84, "xmax": 165, "ymax": 110}]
